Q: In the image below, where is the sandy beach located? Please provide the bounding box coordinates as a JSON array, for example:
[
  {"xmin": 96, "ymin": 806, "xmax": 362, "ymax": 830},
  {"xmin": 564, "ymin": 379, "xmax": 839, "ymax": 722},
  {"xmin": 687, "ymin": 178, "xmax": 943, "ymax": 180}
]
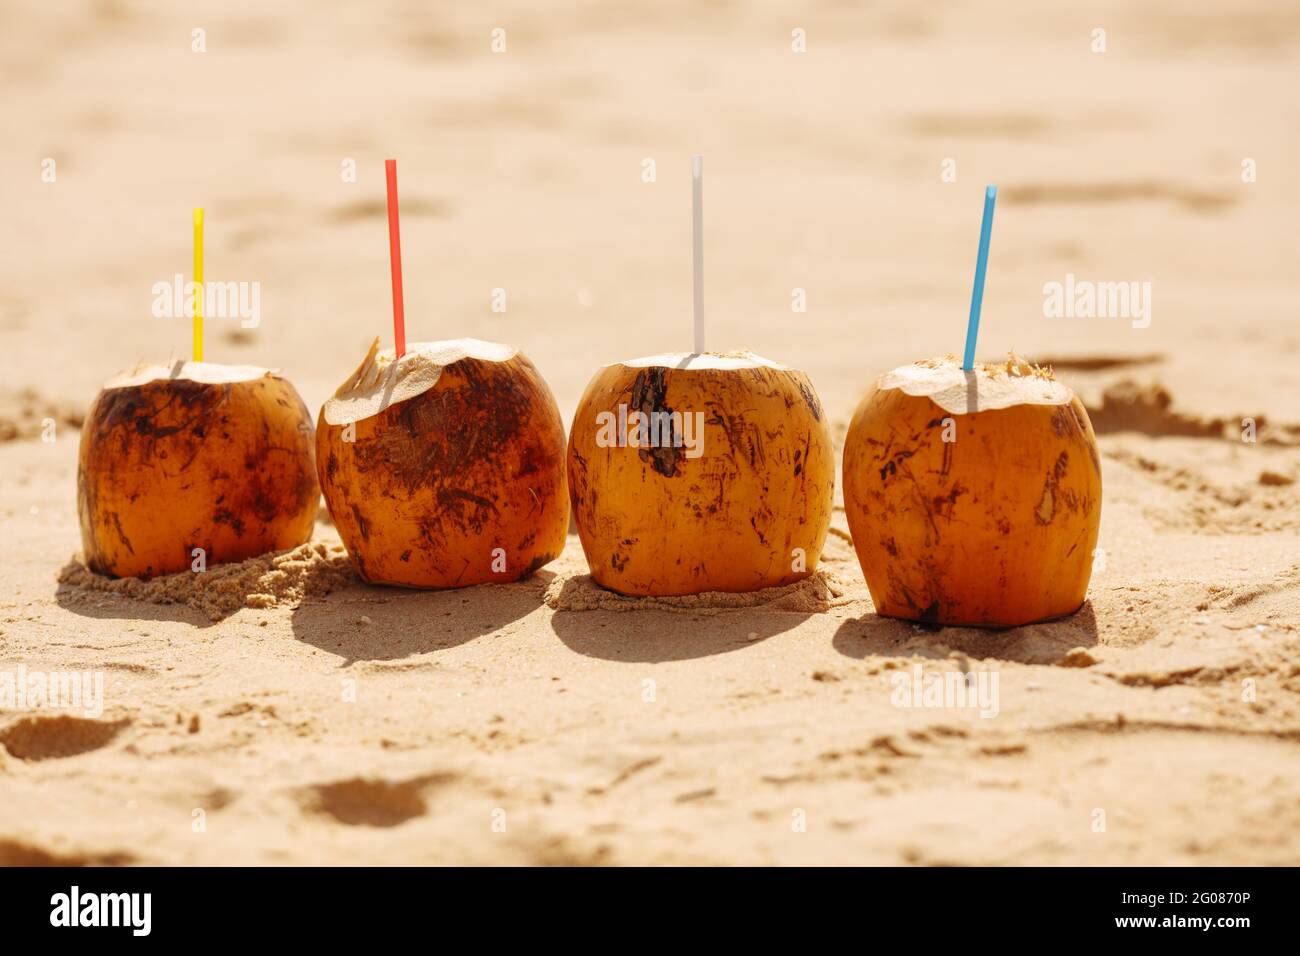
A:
[{"xmin": 2, "ymin": 0, "xmax": 1298, "ymax": 865}]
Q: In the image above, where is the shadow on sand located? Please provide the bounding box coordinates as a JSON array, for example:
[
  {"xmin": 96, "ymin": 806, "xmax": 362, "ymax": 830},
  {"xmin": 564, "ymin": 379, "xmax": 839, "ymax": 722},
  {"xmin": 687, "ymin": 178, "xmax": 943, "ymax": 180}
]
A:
[
  {"xmin": 831, "ymin": 601, "xmax": 1100, "ymax": 665},
  {"xmin": 289, "ymin": 572, "xmax": 553, "ymax": 664},
  {"xmin": 550, "ymin": 604, "xmax": 814, "ymax": 663},
  {"xmin": 55, "ymin": 559, "xmax": 224, "ymax": 628}
]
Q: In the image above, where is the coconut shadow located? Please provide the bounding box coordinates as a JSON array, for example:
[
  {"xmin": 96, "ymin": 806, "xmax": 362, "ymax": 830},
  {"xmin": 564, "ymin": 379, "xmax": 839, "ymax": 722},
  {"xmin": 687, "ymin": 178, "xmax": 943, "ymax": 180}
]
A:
[
  {"xmin": 54, "ymin": 559, "xmax": 218, "ymax": 627},
  {"xmin": 831, "ymin": 600, "xmax": 1099, "ymax": 665},
  {"xmin": 549, "ymin": 598, "xmax": 813, "ymax": 663},
  {"xmin": 289, "ymin": 570, "xmax": 552, "ymax": 665}
]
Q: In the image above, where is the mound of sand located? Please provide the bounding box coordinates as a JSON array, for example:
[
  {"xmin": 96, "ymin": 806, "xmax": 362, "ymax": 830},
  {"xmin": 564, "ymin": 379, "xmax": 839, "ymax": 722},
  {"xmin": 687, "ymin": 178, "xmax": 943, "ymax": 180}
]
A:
[
  {"xmin": 544, "ymin": 568, "xmax": 851, "ymax": 613},
  {"xmin": 1086, "ymin": 380, "xmax": 1228, "ymax": 438},
  {"xmin": 1086, "ymin": 379, "xmax": 1300, "ymax": 446},
  {"xmin": 58, "ymin": 542, "xmax": 357, "ymax": 621}
]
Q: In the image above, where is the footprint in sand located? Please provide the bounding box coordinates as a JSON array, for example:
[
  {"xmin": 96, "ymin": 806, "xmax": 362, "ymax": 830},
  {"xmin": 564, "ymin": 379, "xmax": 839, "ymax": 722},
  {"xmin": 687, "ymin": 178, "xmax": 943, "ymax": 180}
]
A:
[
  {"xmin": 899, "ymin": 112, "xmax": 1053, "ymax": 139},
  {"xmin": 329, "ymin": 196, "xmax": 450, "ymax": 223},
  {"xmin": 1001, "ymin": 181, "xmax": 1236, "ymax": 213},
  {"xmin": 0, "ymin": 714, "xmax": 129, "ymax": 761},
  {"xmin": 297, "ymin": 773, "xmax": 456, "ymax": 828},
  {"xmin": 0, "ymin": 837, "xmax": 134, "ymax": 866},
  {"xmin": 0, "ymin": 388, "xmax": 85, "ymax": 442}
]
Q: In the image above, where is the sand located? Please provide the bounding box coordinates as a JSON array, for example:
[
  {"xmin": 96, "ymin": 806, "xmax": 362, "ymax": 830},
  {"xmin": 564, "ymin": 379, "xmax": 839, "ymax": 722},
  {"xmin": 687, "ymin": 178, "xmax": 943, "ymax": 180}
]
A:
[
  {"xmin": 57, "ymin": 542, "xmax": 356, "ymax": 622},
  {"xmin": 2, "ymin": 0, "xmax": 1299, "ymax": 865}
]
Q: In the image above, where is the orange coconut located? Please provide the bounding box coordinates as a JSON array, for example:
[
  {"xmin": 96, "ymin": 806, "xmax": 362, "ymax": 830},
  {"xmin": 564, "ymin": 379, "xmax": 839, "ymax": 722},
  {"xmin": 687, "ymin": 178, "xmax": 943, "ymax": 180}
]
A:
[
  {"xmin": 568, "ymin": 351, "xmax": 834, "ymax": 596},
  {"xmin": 77, "ymin": 361, "xmax": 319, "ymax": 578},
  {"xmin": 842, "ymin": 356, "xmax": 1102, "ymax": 627},
  {"xmin": 316, "ymin": 338, "xmax": 568, "ymax": 588}
]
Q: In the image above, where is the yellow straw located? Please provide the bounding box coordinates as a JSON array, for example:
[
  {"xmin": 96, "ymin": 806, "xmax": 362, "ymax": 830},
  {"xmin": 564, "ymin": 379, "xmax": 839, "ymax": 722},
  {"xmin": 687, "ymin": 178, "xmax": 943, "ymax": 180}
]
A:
[{"xmin": 192, "ymin": 207, "xmax": 204, "ymax": 362}]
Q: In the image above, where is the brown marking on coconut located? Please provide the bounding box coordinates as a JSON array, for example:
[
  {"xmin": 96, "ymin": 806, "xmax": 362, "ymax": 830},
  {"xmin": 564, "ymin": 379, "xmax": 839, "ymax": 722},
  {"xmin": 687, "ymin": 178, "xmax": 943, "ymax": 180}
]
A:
[
  {"xmin": 629, "ymin": 366, "xmax": 683, "ymax": 478},
  {"xmin": 522, "ymin": 552, "xmax": 553, "ymax": 578},
  {"xmin": 796, "ymin": 379, "xmax": 823, "ymax": 422}
]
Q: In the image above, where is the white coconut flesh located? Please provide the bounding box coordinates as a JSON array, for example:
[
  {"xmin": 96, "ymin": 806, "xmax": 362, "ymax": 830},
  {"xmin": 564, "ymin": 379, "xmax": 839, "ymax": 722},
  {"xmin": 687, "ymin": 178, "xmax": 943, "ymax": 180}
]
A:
[
  {"xmin": 323, "ymin": 337, "xmax": 518, "ymax": 426},
  {"xmin": 878, "ymin": 357, "xmax": 1073, "ymax": 415},
  {"xmin": 617, "ymin": 350, "xmax": 787, "ymax": 371},
  {"xmin": 104, "ymin": 360, "xmax": 277, "ymax": 389}
]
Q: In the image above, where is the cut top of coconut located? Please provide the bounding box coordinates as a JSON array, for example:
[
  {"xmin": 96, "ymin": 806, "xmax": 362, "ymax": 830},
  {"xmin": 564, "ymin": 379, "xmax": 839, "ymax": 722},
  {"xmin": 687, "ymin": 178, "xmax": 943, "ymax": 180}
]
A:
[
  {"xmin": 878, "ymin": 355, "xmax": 1073, "ymax": 415},
  {"xmin": 616, "ymin": 350, "xmax": 788, "ymax": 371},
  {"xmin": 104, "ymin": 360, "xmax": 277, "ymax": 389},
  {"xmin": 322, "ymin": 337, "xmax": 518, "ymax": 425}
]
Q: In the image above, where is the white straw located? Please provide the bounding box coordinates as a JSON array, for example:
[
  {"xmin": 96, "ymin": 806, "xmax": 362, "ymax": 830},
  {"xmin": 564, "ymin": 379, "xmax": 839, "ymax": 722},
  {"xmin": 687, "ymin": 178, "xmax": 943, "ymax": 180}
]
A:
[{"xmin": 692, "ymin": 155, "xmax": 704, "ymax": 354}]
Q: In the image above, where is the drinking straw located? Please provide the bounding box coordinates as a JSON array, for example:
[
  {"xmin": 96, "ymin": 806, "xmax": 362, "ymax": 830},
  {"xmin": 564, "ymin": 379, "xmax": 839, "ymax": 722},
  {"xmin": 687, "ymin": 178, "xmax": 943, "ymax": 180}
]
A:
[
  {"xmin": 962, "ymin": 185, "xmax": 997, "ymax": 371},
  {"xmin": 192, "ymin": 207, "xmax": 204, "ymax": 362},
  {"xmin": 692, "ymin": 155, "xmax": 704, "ymax": 354},
  {"xmin": 385, "ymin": 159, "xmax": 407, "ymax": 358}
]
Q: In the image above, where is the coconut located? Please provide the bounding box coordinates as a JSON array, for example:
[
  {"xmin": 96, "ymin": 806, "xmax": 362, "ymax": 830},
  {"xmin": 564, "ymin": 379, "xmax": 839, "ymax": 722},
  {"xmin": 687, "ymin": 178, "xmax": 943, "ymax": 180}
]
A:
[
  {"xmin": 567, "ymin": 350, "xmax": 835, "ymax": 596},
  {"xmin": 316, "ymin": 337, "xmax": 568, "ymax": 588},
  {"xmin": 842, "ymin": 355, "xmax": 1102, "ymax": 627},
  {"xmin": 77, "ymin": 360, "xmax": 319, "ymax": 579}
]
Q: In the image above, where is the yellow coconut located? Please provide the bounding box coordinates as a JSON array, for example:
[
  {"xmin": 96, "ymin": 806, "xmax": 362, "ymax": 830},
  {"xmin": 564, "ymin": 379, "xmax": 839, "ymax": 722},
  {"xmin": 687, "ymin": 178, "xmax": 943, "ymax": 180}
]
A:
[
  {"xmin": 316, "ymin": 337, "xmax": 568, "ymax": 588},
  {"xmin": 567, "ymin": 351, "xmax": 835, "ymax": 596},
  {"xmin": 842, "ymin": 356, "xmax": 1102, "ymax": 627},
  {"xmin": 77, "ymin": 361, "xmax": 319, "ymax": 579}
]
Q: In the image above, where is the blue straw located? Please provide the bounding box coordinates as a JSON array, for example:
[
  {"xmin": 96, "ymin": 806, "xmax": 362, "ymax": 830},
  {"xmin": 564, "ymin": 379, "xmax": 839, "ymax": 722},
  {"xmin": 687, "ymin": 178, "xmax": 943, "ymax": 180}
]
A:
[{"xmin": 962, "ymin": 185, "xmax": 997, "ymax": 371}]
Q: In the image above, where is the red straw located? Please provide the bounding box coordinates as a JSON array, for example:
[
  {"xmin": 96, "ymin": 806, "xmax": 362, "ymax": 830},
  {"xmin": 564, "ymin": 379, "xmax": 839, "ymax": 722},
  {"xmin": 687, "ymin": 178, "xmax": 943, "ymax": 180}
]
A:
[{"xmin": 384, "ymin": 159, "xmax": 407, "ymax": 358}]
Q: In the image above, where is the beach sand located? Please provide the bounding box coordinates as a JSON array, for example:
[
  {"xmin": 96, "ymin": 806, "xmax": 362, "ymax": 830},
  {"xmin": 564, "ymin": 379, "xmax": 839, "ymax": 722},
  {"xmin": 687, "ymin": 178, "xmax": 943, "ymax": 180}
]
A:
[{"xmin": 1, "ymin": 0, "xmax": 1298, "ymax": 865}]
